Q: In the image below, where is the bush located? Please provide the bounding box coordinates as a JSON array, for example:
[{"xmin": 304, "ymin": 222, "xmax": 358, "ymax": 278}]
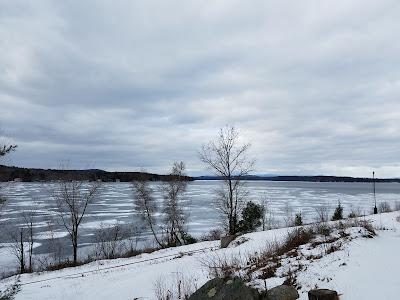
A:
[
  {"xmin": 154, "ymin": 273, "xmax": 197, "ymax": 300},
  {"xmin": 238, "ymin": 201, "xmax": 264, "ymax": 232},
  {"xmin": 378, "ymin": 202, "xmax": 392, "ymax": 213},
  {"xmin": 331, "ymin": 202, "xmax": 343, "ymax": 221},
  {"xmin": 0, "ymin": 279, "xmax": 20, "ymax": 300},
  {"xmin": 294, "ymin": 213, "xmax": 303, "ymax": 226},
  {"xmin": 347, "ymin": 206, "xmax": 362, "ymax": 218},
  {"xmin": 92, "ymin": 222, "xmax": 127, "ymax": 259},
  {"xmin": 348, "ymin": 212, "xmax": 357, "ymax": 218},
  {"xmin": 315, "ymin": 205, "xmax": 329, "ymax": 223},
  {"xmin": 200, "ymin": 229, "xmax": 222, "ymax": 241},
  {"xmin": 200, "ymin": 253, "xmax": 243, "ymax": 279},
  {"xmin": 276, "ymin": 227, "xmax": 315, "ymax": 256},
  {"xmin": 182, "ymin": 233, "xmax": 197, "ymax": 245}
]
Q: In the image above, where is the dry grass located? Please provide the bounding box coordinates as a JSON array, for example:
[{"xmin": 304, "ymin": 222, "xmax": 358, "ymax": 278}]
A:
[
  {"xmin": 202, "ymin": 218, "xmax": 376, "ymax": 291},
  {"xmin": 0, "ymin": 277, "xmax": 20, "ymax": 300},
  {"xmin": 153, "ymin": 272, "xmax": 198, "ymax": 300},
  {"xmin": 378, "ymin": 201, "xmax": 392, "ymax": 213},
  {"xmin": 40, "ymin": 246, "xmax": 160, "ymax": 273},
  {"xmin": 200, "ymin": 253, "xmax": 244, "ymax": 279}
]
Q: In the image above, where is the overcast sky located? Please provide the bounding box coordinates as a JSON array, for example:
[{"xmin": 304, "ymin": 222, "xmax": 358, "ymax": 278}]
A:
[{"xmin": 1, "ymin": 1, "xmax": 400, "ymax": 177}]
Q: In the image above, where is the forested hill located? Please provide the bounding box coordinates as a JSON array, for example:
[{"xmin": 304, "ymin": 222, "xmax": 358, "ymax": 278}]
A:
[{"xmin": 0, "ymin": 165, "xmax": 194, "ymax": 182}]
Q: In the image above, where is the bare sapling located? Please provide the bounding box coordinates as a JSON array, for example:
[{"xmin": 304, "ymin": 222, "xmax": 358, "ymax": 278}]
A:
[
  {"xmin": 8, "ymin": 205, "xmax": 37, "ymax": 274},
  {"xmin": 378, "ymin": 201, "xmax": 392, "ymax": 213},
  {"xmin": 9, "ymin": 227, "xmax": 26, "ymax": 274},
  {"xmin": 21, "ymin": 207, "xmax": 36, "ymax": 272},
  {"xmin": 93, "ymin": 221, "xmax": 130, "ymax": 259},
  {"xmin": 161, "ymin": 161, "xmax": 191, "ymax": 246},
  {"xmin": 315, "ymin": 204, "xmax": 329, "ymax": 223},
  {"xmin": 199, "ymin": 126, "xmax": 255, "ymax": 235},
  {"xmin": 53, "ymin": 180, "xmax": 100, "ymax": 264},
  {"xmin": 260, "ymin": 194, "xmax": 269, "ymax": 231},
  {"xmin": 283, "ymin": 201, "xmax": 294, "ymax": 227},
  {"xmin": 133, "ymin": 177, "xmax": 164, "ymax": 248}
]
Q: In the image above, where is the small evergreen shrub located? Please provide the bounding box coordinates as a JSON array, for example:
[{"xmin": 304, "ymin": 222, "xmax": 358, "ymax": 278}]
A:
[
  {"xmin": 331, "ymin": 201, "xmax": 343, "ymax": 221},
  {"xmin": 238, "ymin": 201, "xmax": 264, "ymax": 232},
  {"xmin": 294, "ymin": 213, "xmax": 303, "ymax": 226}
]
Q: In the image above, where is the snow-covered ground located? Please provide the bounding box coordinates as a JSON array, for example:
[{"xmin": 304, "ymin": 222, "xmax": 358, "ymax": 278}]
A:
[
  {"xmin": 3, "ymin": 180, "xmax": 400, "ymax": 274},
  {"xmin": 1, "ymin": 211, "xmax": 399, "ymax": 300}
]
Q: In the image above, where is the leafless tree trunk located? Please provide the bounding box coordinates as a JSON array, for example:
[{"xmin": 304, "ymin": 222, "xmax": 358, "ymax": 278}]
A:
[
  {"xmin": 161, "ymin": 161, "xmax": 189, "ymax": 246},
  {"xmin": 199, "ymin": 126, "xmax": 255, "ymax": 235},
  {"xmin": 53, "ymin": 180, "xmax": 100, "ymax": 264},
  {"xmin": 22, "ymin": 208, "xmax": 36, "ymax": 272},
  {"xmin": 8, "ymin": 207, "xmax": 36, "ymax": 274},
  {"xmin": 133, "ymin": 178, "xmax": 164, "ymax": 248},
  {"xmin": 9, "ymin": 227, "xmax": 26, "ymax": 273}
]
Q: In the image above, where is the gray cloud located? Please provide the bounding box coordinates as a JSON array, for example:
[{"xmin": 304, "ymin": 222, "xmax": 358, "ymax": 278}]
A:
[{"xmin": 1, "ymin": 0, "xmax": 400, "ymax": 177}]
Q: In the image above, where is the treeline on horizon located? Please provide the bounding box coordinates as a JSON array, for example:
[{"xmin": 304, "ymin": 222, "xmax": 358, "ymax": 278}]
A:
[
  {"xmin": 0, "ymin": 165, "xmax": 194, "ymax": 182},
  {"xmin": 1, "ymin": 164, "xmax": 399, "ymax": 183}
]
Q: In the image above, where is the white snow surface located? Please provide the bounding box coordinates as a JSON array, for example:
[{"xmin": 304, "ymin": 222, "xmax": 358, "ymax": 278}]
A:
[{"xmin": 1, "ymin": 212, "xmax": 399, "ymax": 300}]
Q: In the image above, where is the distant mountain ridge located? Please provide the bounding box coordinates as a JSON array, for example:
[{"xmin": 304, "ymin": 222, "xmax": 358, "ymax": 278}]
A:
[{"xmin": 195, "ymin": 175, "xmax": 400, "ymax": 183}]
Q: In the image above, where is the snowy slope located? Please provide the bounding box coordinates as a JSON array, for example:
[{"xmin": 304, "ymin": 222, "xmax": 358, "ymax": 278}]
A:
[{"xmin": 0, "ymin": 212, "xmax": 399, "ymax": 300}]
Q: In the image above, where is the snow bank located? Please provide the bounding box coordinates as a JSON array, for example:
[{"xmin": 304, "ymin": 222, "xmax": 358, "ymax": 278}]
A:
[{"xmin": 0, "ymin": 212, "xmax": 399, "ymax": 300}]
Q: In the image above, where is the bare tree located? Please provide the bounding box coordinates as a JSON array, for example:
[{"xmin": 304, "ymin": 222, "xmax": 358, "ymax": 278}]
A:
[
  {"xmin": 9, "ymin": 227, "xmax": 26, "ymax": 273},
  {"xmin": 10, "ymin": 207, "xmax": 38, "ymax": 273},
  {"xmin": 315, "ymin": 205, "xmax": 329, "ymax": 223},
  {"xmin": 92, "ymin": 221, "xmax": 130, "ymax": 259},
  {"xmin": 161, "ymin": 161, "xmax": 190, "ymax": 246},
  {"xmin": 21, "ymin": 208, "xmax": 36, "ymax": 272},
  {"xmin": 9, "ymin": 205, "xmax": 36, "ymax": 274},
  {"xmin": 0, "ymin": 144, "xmax": 17, "ymax": 157},
  {"xmin": 53, "ymin": 180, "xmax": 100, "ymax": 264},
  {"xmin": 260, "ymin": 194, "xmax": 275, "ymax": 231},
  {"xmin": 133, "ymin": 178, "xmax": 164, "ymax": 248},
  {"xmin": 199, "ymin": 126, "xmax": 255, "ymax": 235},
  {"xmin": 283, "ymin": 201, "xmax": 294, "ymax": 227},
  {"xmin": 0, "ymin": 140, "xmax": 16, "ymax": 215},
  {"xmin": 36, "ymin": 217, "xmax": 65, "ymax": 270}
]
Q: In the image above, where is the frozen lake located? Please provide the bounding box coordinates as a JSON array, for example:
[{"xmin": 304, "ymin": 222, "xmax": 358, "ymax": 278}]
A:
[{"xmin": 1, "ymin": 180, "xmax": 400, "ymax": 274}]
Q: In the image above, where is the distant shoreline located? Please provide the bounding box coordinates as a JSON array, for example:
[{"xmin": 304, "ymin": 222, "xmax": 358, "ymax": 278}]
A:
[
  {"xmin": 194, "ymin": 175, "xmax": 400, "ymax": 183},
  {"xmin": 1, "ymin": 165, "xmax": 398, "ymax": 183}
]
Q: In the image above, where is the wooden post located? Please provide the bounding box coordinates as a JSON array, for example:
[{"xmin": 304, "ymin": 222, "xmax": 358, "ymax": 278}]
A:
[
  {"xmin": 373, "ymin": 171, "xmax": 378, "ymax": 214},
  {"xmin": 308, "ymin": 289, "xmax": 339, "ymax": 300}
]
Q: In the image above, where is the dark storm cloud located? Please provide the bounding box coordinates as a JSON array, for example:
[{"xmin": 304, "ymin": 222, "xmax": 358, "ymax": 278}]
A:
[{"xmin": 1, "ymin": 0, "xmax": 400, "ymax": 177}]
